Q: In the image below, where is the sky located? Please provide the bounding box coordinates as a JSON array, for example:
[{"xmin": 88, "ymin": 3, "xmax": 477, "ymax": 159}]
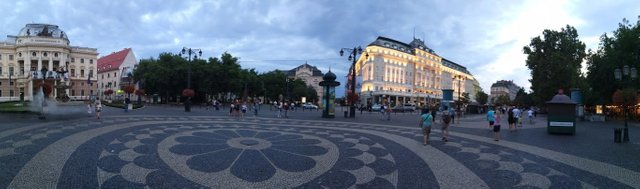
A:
[{"xmin": 1, "ymin": 0, "xmax": 638, "ymax": 96}]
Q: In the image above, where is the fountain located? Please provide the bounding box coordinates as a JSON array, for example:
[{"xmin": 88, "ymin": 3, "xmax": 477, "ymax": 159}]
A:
[{"xmin": 28, "ymin": 67, "xmax": 85, "ymax": 119}]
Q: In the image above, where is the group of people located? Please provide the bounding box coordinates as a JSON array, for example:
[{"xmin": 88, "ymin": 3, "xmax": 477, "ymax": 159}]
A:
[
  {"xmin": 418, "ymin": 106, "xmax": 454, "ymax": 145},
  {"xmin": 418, "ymin": 105, "xmax": 537, "ymax": 144}
]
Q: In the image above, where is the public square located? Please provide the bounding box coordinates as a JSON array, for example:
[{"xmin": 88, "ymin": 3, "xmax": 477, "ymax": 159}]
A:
[{"xmin": 1, "ymin": 105, "xmax": 639, "ymax": 188}]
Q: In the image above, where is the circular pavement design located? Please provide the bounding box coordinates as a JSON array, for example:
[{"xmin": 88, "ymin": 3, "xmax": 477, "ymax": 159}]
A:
[{"xmin": 0, "ymin": 116, "xmax": 638, "ymax": 188}]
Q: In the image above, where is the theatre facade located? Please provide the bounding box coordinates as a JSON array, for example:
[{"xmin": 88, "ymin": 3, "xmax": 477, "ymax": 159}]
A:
[{"xmin": 0, "ymin": 24, "xmax": 98, "ymax": 102}]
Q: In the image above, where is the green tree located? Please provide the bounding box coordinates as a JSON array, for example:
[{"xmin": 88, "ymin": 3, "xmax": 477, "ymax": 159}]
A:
[
  {"xmin": 523, "ymin": 25, "xmax": 587, "ymax": 107},
  {"xmin": 475, "ymin": 90, "xmax": 489, "ymax": 105},
  {"xmin": 586, "ymin": 17, "xmax": 640, "ymax": 105},
  {"xmin": 494, "ymin": 95, "xmax": 511, "ymax": 106}
]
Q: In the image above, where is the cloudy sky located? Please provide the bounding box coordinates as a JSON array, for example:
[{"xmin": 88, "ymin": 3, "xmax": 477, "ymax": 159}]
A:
[{"xmin": 2, "ymin": 0, "xmax": 638, "ymax": 96}]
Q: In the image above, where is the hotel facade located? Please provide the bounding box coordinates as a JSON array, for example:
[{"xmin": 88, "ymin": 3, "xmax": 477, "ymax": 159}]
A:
[
  {"xmin": 354, "ymin": 36, "xmax": 480, "ymax": 107},
  {"xmin": 0, "ymin": 24, "xmax": 98, "ymax": 102}
]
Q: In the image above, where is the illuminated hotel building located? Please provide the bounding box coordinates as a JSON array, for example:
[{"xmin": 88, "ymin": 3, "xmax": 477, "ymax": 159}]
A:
[
  {"xmin": 0, "ymin": 24, "xmax": 98, "ymax": 102},
  {"xmin": 354, "ymin": 36, "xmax": 480, "ymax": 107}
]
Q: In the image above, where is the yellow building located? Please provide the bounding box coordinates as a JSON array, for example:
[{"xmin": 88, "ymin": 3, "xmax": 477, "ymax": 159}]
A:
[
  {"xmin": 0, "ymin": 24, "xmax": 98, "ymax": 102},
  {"xmin": 355, "ymin": 36, "xmax": 480, "ymax": 107}
]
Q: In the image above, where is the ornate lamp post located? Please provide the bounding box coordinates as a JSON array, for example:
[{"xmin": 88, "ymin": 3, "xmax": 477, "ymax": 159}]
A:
[
  {"xmin": 614, "ymin": 65, "xmax": 637, "ymax": 142},
  {"xmin": 180, "ymin": 47, "xmax": 202, "ymax": 112},
  {"xmin": 340, "ymin": 46, "xmax": 368, "ymax": 118}
]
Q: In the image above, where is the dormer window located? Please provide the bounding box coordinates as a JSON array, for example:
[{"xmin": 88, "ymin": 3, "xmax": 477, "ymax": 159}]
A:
[
  {"xmin": 32, "ymin": 52, "xmax": 36, "ymax": 57},
  {"xmin": 43, "ymin": 52, "xmax": 48, "ymax": 57}
]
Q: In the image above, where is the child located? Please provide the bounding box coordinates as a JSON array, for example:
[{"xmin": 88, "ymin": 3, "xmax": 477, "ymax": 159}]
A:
[
  {"xmin": 95, "ymin": 98, "xmax": 102, "ymax": 120},
  {"xmin": 419, "ymin": 109, "xmax": 433, "ymax": 145},
  {"xmin": 493, "ymin": 111, "xmax": 502, "ymax": 141}
]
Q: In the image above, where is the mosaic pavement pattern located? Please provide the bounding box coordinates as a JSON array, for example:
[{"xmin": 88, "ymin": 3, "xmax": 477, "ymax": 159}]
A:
[{"xmin": 0, "ymin": 116, "xmax": 639, "ymax": 188}]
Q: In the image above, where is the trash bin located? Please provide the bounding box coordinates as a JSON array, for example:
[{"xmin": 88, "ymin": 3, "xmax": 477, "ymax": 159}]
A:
[
  {"xmin": 614, "ymin": 128, "xmax": 622, "ymax": 143},
  {"xmin": 344, "ymin": 111, "xmax": 348, "ymax": 118}
]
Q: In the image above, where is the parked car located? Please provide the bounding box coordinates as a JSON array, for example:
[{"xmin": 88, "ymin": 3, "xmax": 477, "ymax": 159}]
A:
[
  {"xmin": 371, "ymin": 104, "xmax": 382, "ymax": 111},
  {"xmin": 302, "ymin": 103, "xmax": 318, "ymax": 109},
  {"xmin": 392, "ymin": 103, "xmax": 416, "ymax": 112}
]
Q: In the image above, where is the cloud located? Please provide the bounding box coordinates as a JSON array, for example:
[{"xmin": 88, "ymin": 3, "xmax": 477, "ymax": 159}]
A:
[{"xmin": 1, "ymin": 0, "xmax": 638, "ymax": 97}]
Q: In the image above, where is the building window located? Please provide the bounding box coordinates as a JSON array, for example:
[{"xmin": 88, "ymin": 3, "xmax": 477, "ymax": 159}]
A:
[
  {"xmin": 0, "ymin": 54, "xmax": 2, "ymax": 60},
  {"xmin": 90, "ymin": 59, "xmax": 93, "ymax": 64},
  {"xmin": 32, "ymin": 52, "xmax": 36, "ymax": 57},
  {"xmin": 81, "ymin": 59, "xmax": 84, "ymax": 63},
  {"xmin": 81, "ymin": 70, "xmax": 85, "ymax": 77},
  {"xmin": 107, "ymin": 73, "xmax": 110, "ymax": 78},
  {"xmin": 0, "ymin": 90, "xmax": 2, "ymax": 97},
  {"xmin": 81, "ymin": 90, "xmax": 84, "ymax": 96},
  {"xmin": 43, "ymin": 52, "xmax": 48, "ymax": 57},
  {"xmin": 9, "ymin": 55, "xmax": 13, "ymax": 60},
  {"xmin": 102, "ymin": 74, "xmax": 104, "ymax": 79},
  {"xmin": 90, "ymin": 90, "xmax": 93, "ymax": 95},
  {"xmin": 10, "ymin": 81, "xmax": 14, "ymax": 86},
  {"xmin": 55, "ymin": 53, "xmax": 58, "ymax": 57},
  {"xmin": 71, "ymin": 58, "xmax": 75, "ymax": 62},
  {"xmin": 9, "ymin": 90, "xmax": 14, "ymax": 97},
  {"xmin": 89, "ymin": 70, "xmax": 94, "ymax": 77},
  {"xmin": 71, "ymin": 69, "xmax": 75, "ymax": 77},
  {"xmin": 71, "ymin": 90, "xmax": 75, "ymax": 96}
]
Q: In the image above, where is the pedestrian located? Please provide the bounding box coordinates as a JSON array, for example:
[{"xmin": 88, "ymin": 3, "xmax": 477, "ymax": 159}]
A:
[
  {"xmin": 450, "ymin": 107, "xmax": 456, "ymax": 124},
  {"xmin": 277, "ymin": 102, "xmax": 283, "ymax": 118},
  {"xmin": 528, "ymin": 108, "xmax": 534, "ymax": 124},
  {"xmin": 508, "ymin": 107, "xmax": 516, "ymax": 132},
  {"xmin": 87, "ymin": 103, "xmax": 92, "ymax": 116},
  {"xmin": 493, "ymin": 110, "xmax": 502, "ymax": 141},
  {"xmin": 431, "ymin": 107, "xmax": 437, "ymax": 123},
  {"xmin": 380, "ymin": 103, "xmax": 387, "ymax": 120},
  {"xmin": 419, "ymin": 109, "xmax": 433, "ymax": 145},
  {"xmin": 95, "ymin": 98, "xmax": 102, "ymax": 120},
  {"xmin": 241, "ymin": 102, "xmax": 248, "ymax": 118},
  {"xmin": 512, "ymin": 107, "xmax": 521, "ymax": 127},
  {"xmin": 487, "ymin": 107, "xmax": 495, "ymax": 130},
  {"xmin": 284, "ymin": 101, "xmax": 290, "ymax": 118},
  {"xmin": 441, "ymin": 106, "xmax": 452, "ymax": 142},
  {"xmin": 229, "ymin": 103, "xmax": 235, "ymax": 116},
  {"xmin": 385, "ymin": 104, "xmax": 392, "ymax": 121},
  {"xmin": 253, "ymin": 101, "xmax": 259, "ymax": 117}
]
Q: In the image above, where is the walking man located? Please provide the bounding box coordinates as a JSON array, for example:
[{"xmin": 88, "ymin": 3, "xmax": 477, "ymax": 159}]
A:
[{"xmin": 441, "ymin": 106, "xmax": 452, "ymax": 142}]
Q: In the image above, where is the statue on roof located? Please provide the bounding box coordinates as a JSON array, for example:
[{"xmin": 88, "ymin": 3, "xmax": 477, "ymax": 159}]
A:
[
  {"xmin": 37, "ymin": 26, "xmax": 53, "ymax": 37},
  {"xmin": 59, "ymin": 31, "xmax": 64, "ymax": 38},
  {"xmin": 26, "ymin": 29, "xmax": 30, "ymax": 36}
]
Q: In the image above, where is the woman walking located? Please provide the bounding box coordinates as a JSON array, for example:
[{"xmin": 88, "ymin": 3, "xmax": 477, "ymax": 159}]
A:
[
  {"xmin": 419, "ymin": 109, "xmax": 433, "ymax": 145},
  {"xmin": 493, "ymin": 111, "xmax": 502, "ymax": 141},
  {"xmin": 508, "ymin": 107, "xmax": 516, "ymax": 132},
  {"xmin": 95, "ymin": 98, "xmax": 102, "ymax": 120},
  {"xmin": 441, "ymin": 106, "xmax": 452, "ymax": 142}
]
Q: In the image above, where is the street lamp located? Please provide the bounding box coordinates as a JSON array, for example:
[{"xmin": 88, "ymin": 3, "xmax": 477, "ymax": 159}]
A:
[
  {"xmin": 180, "ymin": 47, "xmax": 202, "ymax": 112},
  {"xmin": 340, "ymin": 46, "xmax": 368, "ymax": 118},
  {"xmin": 614, "ymin": 65, "xmax": 637, "ymax": 143}
]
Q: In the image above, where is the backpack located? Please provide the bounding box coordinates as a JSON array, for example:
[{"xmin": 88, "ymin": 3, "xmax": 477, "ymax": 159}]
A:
[{"xmin": 442, "ymin": 111, "xmax": 451, "ymax": 124}]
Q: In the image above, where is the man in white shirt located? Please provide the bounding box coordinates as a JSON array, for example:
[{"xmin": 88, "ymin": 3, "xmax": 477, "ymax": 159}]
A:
[
  {"xmin": 512, "ymin": 108, "xmax": 521, "ymax": 127},
  {"xmin": 528, "ymin": 109, "xmax": 534, "ymax": 124}
]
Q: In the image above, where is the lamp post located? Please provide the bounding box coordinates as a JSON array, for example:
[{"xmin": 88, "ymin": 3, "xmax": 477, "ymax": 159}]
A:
[
  {"xmin": 340, "ymin": 46, "xmax": 368, "ymax": 118},
  {"xmin": 180, "ymin": 47, "xmax": 202, "ymax": 112},
  {"xmin": 614, "ymin": 65, "xmax": 637, "ymax": 143},
  {"xmin": 452, "ymin": 75, "xmax": 464, "ymax": 110}
]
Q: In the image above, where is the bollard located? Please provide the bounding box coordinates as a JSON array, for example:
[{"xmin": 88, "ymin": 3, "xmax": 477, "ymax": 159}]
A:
[{"xmin": 614, "ymin": 128, "xmax": 622, "ymax": 143}]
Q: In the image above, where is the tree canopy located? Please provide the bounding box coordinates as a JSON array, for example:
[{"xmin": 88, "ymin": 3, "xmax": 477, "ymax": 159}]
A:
[
  {"xmin": 586, "ymin": 17, "xmax": 640, "ymax": 105},
  {"xmin": 133, "ymin": 52, "xmax": 320, "ymax": 104},
  {"xmin": 523, "ymin": 25, "xmax": 586, "ymax": 106}
]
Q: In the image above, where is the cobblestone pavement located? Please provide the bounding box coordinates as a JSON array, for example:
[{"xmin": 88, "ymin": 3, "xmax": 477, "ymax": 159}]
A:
[{"xmin": 1, "ymin": 105, "xmax": 640, "ymax": 188}]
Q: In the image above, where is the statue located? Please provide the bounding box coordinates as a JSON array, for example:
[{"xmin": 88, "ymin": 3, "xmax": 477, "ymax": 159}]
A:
[
  {"xmin": 26, "ymin": 29, "xmax": 30, "ymax": 36},
  {"xmin": 59, "ymin": 31, "xmax": 64, "ymax": 38},
  {"xmin": 37, "ymin": 26, "xmax": 53, "ymax": 37}
]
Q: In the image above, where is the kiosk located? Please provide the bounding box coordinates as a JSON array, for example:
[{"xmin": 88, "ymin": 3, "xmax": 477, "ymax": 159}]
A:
[{"xmin": 546, "ymin": 90, "xmax": 577, "ymax": 135}]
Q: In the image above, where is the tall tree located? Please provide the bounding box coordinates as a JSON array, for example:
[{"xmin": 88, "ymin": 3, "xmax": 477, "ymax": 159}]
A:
[
  {"xmin": 475, "ymin": 90, "xmax": 489, "ymax": 105},
  {"xmin": 586, "ymin": 17, "xmax": 640, "ymax": 105},
  {"xmin": 523, "ymin": 25, "xmax": 586, "ymax": 107}
]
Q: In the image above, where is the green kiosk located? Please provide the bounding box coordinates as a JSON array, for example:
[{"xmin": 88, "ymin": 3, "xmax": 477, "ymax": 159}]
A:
[{"xmin": 546, "ymin": 90, "xmax": 577, "ymax": 135}]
